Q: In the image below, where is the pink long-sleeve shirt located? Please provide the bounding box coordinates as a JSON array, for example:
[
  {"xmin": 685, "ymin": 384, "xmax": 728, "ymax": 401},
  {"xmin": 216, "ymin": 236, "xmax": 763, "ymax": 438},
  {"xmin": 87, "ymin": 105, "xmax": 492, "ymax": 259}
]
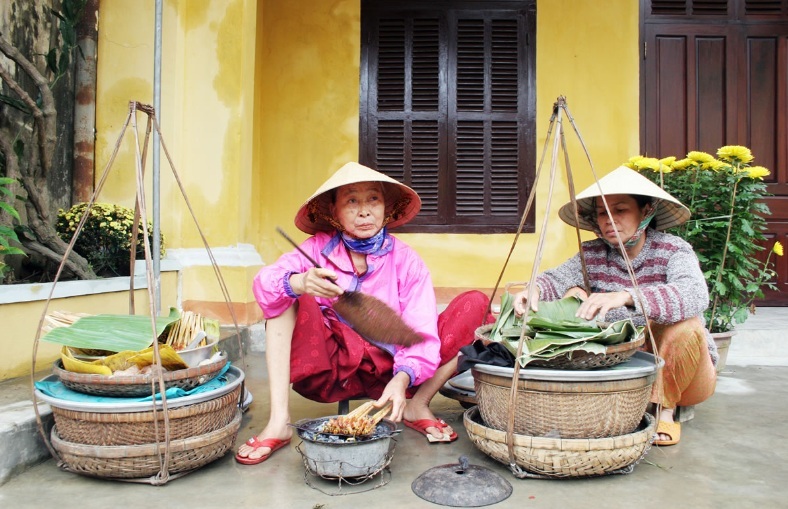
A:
[{"xmin": 252, "ymin": 231, "xmax": 441, "ymax": 386}]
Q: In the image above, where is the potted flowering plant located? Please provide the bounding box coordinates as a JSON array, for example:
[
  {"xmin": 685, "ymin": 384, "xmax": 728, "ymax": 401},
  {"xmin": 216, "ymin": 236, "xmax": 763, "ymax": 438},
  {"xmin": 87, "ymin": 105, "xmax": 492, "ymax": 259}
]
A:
[
  {"xmin": 56, "ymin": 202, "xmax": 166, "ymax": 278},
  {"xmin": 625, "ymin": 146, "xmax": 781, "ymax": 350}
]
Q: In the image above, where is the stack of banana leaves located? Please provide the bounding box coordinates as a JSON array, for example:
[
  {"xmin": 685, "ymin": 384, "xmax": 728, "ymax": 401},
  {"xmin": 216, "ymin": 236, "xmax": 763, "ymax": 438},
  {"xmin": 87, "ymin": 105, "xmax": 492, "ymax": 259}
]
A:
[
  {"xmin": 489, "ymin": 294, "xmax": 643, "ymax": 368},
  {"xmin": 40, "ymin": 309, "xmax": 219, "ymax": 376}
]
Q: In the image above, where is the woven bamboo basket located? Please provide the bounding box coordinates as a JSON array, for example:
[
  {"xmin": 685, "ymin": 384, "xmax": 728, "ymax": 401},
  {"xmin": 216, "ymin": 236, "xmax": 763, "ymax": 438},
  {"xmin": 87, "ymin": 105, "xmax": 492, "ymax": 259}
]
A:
[
  {"xmin": 52, "ymin": 355, "xmax": 227, "ymax": 397},
  {"xmin": 472, "ymin": 356, "xmax": 657, "ymax": 438},
  {"xmin": 464, "ymin": 406, "xmax": 655, "ymax": 478},
  {"xmin": 51, "ymin": 410, "xmax": 242, "ymax": 480},
  {"xmin": 50, "ymin": 383, "xmax": 241, "ymax": 446},
  {"xmin": 474, "ymin": 324, "xmax": 644, "ymax": 369}
]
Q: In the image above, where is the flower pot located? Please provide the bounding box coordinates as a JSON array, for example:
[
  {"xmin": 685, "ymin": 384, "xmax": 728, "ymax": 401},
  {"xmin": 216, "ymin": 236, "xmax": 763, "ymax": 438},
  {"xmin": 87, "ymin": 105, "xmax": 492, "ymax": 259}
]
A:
[{"xmin": 711, "ymin": 331, "xmax": 735, "ymax": 373}]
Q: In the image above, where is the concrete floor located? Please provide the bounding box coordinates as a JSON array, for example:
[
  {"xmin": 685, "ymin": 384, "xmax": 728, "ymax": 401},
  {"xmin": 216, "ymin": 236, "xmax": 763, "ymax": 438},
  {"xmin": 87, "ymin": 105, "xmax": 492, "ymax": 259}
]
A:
[{"xmin": 1, "ymin": 346, "xmax": 787, "ymax": 509}]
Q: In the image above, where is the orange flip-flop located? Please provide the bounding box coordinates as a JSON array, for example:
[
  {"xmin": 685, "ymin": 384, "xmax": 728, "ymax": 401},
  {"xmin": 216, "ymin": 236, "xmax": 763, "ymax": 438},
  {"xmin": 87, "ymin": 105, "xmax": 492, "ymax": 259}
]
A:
[
  {"xmin": 403, "ymin": 418, "xmax": 458, "ymax": 443},
  {"xmin": 654, "ymin": 420, "xmax": 681, "ymax": 446},
  {"xmin": 235, "ymin": 437, "xmax": 291, "ymax": 465}
]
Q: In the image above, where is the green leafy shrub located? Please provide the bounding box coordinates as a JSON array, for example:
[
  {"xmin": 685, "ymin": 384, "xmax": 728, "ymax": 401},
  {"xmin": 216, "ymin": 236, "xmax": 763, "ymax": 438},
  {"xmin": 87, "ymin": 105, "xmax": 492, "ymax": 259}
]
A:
[
  {"xmin": 56, "ymin": 203, "xmax": 166, "ymax": 277},
  {"xmin": 626, "ymin": 146, "xmax": 780, "ymax": 333},
  {"xmin": 0, "ymin": 177, "xmax": 26, "ymax": 280}
]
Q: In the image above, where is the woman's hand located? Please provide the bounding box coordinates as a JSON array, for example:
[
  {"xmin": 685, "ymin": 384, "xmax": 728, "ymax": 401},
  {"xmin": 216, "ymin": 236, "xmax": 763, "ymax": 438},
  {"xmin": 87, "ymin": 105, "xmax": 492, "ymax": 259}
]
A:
[
  {"xmin": 375, "ymin": 371, "xmax": 409, "ymax": 422},
  {"xmin": 513, "ymin": 286, "xmax": 541, "ymax": 316},
  {"xmin": 292, "ymin": 268, "xmax": 343, "ymax": 298},
  {"xmin": 563, "ymin": 286, "xmax": 589, "ymax": 301},
  {"xmin": 574, "ymin": 291, "xmax": 633, "ymax": 321}
]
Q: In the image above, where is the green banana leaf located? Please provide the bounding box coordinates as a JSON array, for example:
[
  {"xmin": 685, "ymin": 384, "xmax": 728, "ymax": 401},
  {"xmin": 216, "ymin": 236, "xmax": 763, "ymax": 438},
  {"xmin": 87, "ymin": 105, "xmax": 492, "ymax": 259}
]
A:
[
  {"xmin": 489, "ymin": 291, "xmax": 523, "ymax": 343},
  {"xmin": 513, "ymin": 341, "xmax": 608, "ymax": 367},
  {"xmin": 41, "ymin": 310, "xmax": 180, "ymax": 353},
  {"xmin": 490, "ymin": 296, "xmax": 643, "ymax": 367}
]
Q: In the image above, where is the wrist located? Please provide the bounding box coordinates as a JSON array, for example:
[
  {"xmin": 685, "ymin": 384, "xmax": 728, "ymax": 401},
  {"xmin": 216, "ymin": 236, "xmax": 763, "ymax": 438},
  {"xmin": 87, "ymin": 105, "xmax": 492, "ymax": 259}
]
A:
[{"xmin": 282, "ymin": 271, "xmax": 306, "ymax": 299}]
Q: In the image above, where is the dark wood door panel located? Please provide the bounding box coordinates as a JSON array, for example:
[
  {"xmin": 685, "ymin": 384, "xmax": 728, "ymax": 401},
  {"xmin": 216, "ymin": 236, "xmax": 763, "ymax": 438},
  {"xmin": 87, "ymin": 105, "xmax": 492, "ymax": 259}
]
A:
[{"xmin": 643, "ymin": 12, "xmax": 788, "ymax": 305}]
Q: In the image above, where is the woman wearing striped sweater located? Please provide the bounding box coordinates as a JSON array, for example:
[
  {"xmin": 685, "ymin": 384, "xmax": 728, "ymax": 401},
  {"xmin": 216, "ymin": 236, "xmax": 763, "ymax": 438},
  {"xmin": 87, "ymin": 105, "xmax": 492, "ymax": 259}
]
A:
[{"xmin": 513, "ymin": 167, "xmax": 717, "ymax": 446}]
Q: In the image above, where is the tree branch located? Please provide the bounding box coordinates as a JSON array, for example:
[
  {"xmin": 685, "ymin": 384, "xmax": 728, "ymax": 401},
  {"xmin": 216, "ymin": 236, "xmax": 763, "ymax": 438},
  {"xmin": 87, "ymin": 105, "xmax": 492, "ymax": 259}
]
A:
[
  {"xmin": 20, "ymin": 239, "xmax": 95, "ymax": 280},
  {"xmin": 0, "ymin": 35, "xmax": 57, "ymax": 174}
]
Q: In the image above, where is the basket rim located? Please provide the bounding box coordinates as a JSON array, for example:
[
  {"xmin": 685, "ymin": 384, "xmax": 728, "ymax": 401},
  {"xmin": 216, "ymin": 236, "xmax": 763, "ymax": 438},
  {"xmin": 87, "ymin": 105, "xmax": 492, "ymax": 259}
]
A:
[
  {"xmin": 50, "ymin": 383, "xmax": 242, "ymax": 421},
  {"xmin": 472, "ymin": 350, "xmax": 661, "ymax": 382},
  {"xmin": 51, "ymin": 409, "xmax": 242, "ymax": 458},
  {"xmin": 36, "ymin": 365, "xmax": 244, "ymax": 413}
]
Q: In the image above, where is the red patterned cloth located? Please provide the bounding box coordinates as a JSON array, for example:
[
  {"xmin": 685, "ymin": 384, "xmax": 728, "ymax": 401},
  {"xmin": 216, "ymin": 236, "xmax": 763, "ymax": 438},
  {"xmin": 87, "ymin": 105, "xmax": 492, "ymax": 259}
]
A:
[{"xmin": 290, "ymin": 290, "xmax": 492, "ymax": 402}]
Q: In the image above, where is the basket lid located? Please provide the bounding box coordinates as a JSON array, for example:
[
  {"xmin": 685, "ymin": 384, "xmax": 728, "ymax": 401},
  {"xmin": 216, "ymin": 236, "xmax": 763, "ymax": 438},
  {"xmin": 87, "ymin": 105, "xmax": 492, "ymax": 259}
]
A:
[
  {"xmin": 472, "ymin": 351, "xmax": 663, "ymax": 382},
  {"xmin": 412, "ymin": 456, "xmax": 512, "ymax": 507}
]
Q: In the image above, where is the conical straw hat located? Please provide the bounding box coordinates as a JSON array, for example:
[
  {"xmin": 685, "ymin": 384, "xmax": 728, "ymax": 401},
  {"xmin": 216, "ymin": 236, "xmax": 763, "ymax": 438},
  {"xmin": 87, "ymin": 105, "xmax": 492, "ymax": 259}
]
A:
[
  {"xmin": 558, "ymin": 166, "xmax": 690, "ymax": 231},
  {"xmin": 294, "ymin": 162, "xmax": 422, "ymax": 234}
]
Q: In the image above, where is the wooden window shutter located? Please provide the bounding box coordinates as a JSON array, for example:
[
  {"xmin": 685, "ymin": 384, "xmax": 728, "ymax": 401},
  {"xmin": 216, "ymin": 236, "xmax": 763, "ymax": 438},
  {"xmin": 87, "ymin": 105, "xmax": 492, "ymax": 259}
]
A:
[{"xmin": 360, "ymin": 1, "xmax": 536, "ymax": 234}]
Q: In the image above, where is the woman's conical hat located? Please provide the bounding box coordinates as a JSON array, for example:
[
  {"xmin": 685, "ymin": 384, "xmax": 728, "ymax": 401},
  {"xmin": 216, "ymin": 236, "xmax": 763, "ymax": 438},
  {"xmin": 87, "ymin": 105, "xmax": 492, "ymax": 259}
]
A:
[
  {"xmin": 557, "ymin": 166, "xmax": 690, "ymax": 231},
  {"xmin": 294, "ymin": 162, "xmax": 421, "ymax": 235}
]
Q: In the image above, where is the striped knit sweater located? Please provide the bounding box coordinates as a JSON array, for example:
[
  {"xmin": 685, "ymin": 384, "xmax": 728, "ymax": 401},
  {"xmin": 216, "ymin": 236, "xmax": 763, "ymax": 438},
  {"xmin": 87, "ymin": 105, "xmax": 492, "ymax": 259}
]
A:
[{"xmin": 535, "ymin": 230, "xmax": 709, "ymax": 326}]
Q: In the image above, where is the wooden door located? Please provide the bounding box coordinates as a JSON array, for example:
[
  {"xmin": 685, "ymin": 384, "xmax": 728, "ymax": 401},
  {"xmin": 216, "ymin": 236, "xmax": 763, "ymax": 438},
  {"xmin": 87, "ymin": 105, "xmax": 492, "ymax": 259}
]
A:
[{"xmin": 641, "ymin": 0, "xmax": 788, "ymax": 304}]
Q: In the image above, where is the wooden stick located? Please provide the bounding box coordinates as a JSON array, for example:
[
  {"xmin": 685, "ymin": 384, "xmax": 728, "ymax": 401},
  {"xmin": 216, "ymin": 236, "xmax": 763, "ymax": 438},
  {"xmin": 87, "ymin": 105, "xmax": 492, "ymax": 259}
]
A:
[
  {"xmin": 346, "ymin": 401, "xmax": 375, "ymax": 418},
  {"xmin": 370, "ymin": 402, "xmax": 392, "ymax": 424}
]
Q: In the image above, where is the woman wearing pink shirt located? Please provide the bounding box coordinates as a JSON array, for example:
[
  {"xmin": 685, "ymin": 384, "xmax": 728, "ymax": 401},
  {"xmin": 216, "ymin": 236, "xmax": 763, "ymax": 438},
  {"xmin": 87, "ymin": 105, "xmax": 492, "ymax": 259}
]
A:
[{"xmin": 236, "ymin": 162, "xmax": 490, "ymax": 465}]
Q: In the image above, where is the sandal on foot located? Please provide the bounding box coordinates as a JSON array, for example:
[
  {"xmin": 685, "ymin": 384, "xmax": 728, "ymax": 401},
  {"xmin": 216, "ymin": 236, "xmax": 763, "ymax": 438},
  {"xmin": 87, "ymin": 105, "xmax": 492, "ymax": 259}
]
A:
[
  {"xmin": 655, "ymin": 420, "xmax": 681, "ymax": 446},
  {"xmin": 235, "ymin": 436, "xmax": 291, "ymax": 465},
  {"xmin": 403, "ymin": 418, "xmax": 458, "ymax": 443}
]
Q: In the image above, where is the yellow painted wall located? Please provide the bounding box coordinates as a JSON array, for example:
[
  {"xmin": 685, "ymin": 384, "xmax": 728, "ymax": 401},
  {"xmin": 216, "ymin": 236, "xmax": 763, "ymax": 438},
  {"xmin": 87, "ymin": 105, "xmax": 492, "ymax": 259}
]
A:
[
  {"xmin": 254, "ymin": 0, "xmax": 641, "ymax": 295},
  {"xmin": 93, "ymin": 0, "xmax": 640, "ymax": 317},
  {"xmin": 95, "ymin": 0, "xmax": 258, "ymax": 311},
  {"xmin": 0, "ymin": 272, "xmax": 179, "ymax": 380}
]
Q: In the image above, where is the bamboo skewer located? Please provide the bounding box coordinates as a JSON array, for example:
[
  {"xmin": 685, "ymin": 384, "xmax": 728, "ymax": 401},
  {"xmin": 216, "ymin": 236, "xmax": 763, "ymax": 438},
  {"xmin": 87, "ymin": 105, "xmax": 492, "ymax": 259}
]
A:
[{"xmin": 322, "ymin": 401, "xmax": 393, "ymax": 437}]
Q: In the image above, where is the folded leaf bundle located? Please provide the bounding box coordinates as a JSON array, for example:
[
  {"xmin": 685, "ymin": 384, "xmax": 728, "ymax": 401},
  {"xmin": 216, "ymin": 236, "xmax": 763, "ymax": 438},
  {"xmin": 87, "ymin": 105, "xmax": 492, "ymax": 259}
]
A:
[{"xmin": 489, "ymin": 295, "xmax": 643, "ymax": 367}]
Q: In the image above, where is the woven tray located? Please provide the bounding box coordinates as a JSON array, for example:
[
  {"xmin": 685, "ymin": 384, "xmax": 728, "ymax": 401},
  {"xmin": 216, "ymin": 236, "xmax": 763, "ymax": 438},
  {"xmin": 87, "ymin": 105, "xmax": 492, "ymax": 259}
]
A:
[
  {"xmin": 474, "ymin": 323, "xmax": 644, "ymax": 369},
  {"xmin": 464, "ymin": 406, "xmax": 655, "ymax": 478},
  {"xmin": 51, "ymin": 410, "xmax": 241, "ymax": 480},
  {"xmin": 52, "ymin": 354, "xmax": 227, "ymax": 397},
  {"xmin": 50, "ymin": 383, "xmax": 242, "ymax": 446},
  {"xmin": 472, "ymin": 365, "xmax": 655, "ymax": 438}
]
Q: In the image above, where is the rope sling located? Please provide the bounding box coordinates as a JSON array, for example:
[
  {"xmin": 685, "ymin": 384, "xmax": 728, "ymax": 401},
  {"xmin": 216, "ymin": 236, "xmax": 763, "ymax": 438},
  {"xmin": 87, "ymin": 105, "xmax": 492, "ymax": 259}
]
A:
[
  {"xmin": 31, "ymin": 101, "xmax": 245, "ymax": 485},
  {"xmin": 481, "ymin": 96, "xmax": 662, "ymax": 478}
]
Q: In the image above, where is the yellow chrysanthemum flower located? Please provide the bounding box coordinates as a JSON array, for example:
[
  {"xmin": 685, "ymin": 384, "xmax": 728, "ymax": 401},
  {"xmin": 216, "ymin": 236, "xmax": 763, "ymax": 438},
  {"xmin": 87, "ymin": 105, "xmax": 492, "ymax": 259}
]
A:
[
  {"xmin": 638, "ymin": 157, "xmax": 662, "ymax": 172},
  {"xmin": 773, "ymin": 241, "xmax": 784, "ymax": 257},
  {"xmin": 701, "ymin": 160, "xmax": 728, "ymax": 171},
  {"xmin": 671, "ymin": 158, "xmax": 695, "ymax": 170},
  {"xmin": 625, "ymin": 155, "xmax": 646, "ymax": 171},
  {"xmin": 717, "ymin": 145, "xmax": 754, "ymax": 165},
  {"xmin": 659, "ymin": 156, "xmax": 676, "ymax": 167},
  {"xmin": 687, "ymin": 151, "xmax": 715, "ymax": 163},
  {"xmin": 746, "ymin": 166, "xmax": 770, "ymax": 179}
]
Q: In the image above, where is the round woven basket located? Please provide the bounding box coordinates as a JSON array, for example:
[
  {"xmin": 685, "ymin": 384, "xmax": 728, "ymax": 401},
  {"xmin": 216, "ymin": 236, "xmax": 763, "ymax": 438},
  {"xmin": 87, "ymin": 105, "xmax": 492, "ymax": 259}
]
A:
[
  {"xmin": 474, "ymin": 324, "xmax": 644, "ymax": 369},
  {"xmin": 51, "ymin": 410, "xmax": 242, "ymax": 480},
  {"xmin": 464, "ymin": 406, "xmax": 655, "ymax": 478},
  {"xmin": 53, "ymin": 355, "xmax": 227, "ymax": 397},
  {"xmin": 472, "ymin": 365, "xmax": 655, "ymax": 438},
  {"xmin": 50, "ymin": 383, "xmax": 241, "ymax": 446}
]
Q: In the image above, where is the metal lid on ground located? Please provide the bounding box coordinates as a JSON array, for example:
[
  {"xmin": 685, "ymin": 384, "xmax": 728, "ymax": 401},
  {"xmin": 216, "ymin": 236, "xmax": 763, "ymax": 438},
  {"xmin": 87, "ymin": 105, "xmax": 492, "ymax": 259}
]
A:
[{"xmin": 411, "ymin": 456, "xmax": 512, "ymax": 507}]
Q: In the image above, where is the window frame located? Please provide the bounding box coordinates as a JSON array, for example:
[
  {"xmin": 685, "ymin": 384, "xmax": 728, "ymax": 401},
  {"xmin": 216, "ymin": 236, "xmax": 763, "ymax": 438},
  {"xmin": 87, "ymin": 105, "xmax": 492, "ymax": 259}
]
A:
[{"xmin": 359, "ymin": 0, "xmax": 537, "ymax": 234}]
